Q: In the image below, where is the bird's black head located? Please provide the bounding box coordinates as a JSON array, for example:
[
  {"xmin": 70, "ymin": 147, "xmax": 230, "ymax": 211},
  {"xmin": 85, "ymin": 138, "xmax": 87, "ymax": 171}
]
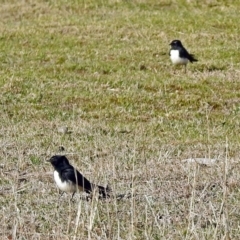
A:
[
  {"xmin": 169, "ymin": 40, "xmax": 183, "ymax": 48},
  {"xmin": 47, "ymin": 155, "xmax": 70, "ymax": 168}
]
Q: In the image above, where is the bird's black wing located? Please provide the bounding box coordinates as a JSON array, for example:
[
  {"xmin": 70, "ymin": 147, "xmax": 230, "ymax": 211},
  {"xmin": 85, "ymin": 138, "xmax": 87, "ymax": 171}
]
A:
[
  {"xmin": 98, "ymin": 185, "xmax": 111, "ymax": 198},
  {"xmin": 179, "ymin": 47, "xmax": 190, "ymax": 59},
  {"xmin": 61, "ymin": 166, "xmax": 93, "ymax": 193},
  {"xmin": 188, "ymin": 54, "xmax": 198, "ymax": 63},
  {"xmin": 179, "ymin": 47, "xmax": 198, "ymax": 62},
  {"xmin": 60, "ymin": 163, "xmax": 111, "ymax": 197}
]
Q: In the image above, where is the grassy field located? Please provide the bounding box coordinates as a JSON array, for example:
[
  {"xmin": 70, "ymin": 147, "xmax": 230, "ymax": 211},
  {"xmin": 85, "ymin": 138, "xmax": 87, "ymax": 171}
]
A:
[{"xmin": 0, "ymin": 0, "xmax": 240, "ymax": 239}]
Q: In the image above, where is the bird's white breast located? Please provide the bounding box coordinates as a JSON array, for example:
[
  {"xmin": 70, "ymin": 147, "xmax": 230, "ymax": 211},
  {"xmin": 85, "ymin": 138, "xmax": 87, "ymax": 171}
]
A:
[
  {"xmin": 53, "ymin": 170, "xmax": 76, "ymax": 193},
  {"xmin": 170, "ymin": 50, "xmax": 188, "ymax": 65}
]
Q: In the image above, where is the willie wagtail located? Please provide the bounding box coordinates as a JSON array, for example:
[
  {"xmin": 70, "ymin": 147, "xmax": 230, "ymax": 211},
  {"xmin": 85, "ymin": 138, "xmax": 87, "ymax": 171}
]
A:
[
  {"xmin": 169, "ymin": 40, "xmax": 198, "ymax": 73},
  {"xmin": 48, "ymin": 155, "xmax": 110, "ymax": 199}
]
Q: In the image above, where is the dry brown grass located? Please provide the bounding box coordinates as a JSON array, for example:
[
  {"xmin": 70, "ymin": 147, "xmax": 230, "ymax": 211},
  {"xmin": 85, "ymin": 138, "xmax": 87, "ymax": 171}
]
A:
[{"xmin": 1, "ymin": 119, "xmax": 239, "ymax": 239}]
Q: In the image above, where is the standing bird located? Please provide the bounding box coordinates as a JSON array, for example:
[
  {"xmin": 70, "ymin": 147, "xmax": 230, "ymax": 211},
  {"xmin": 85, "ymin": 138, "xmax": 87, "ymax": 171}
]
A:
[
  {"xmin": 47, "ymin": 155, "xmax": 110, "ymax": 199},
  {"xmin": 169, "ymin": 40, "xmax": 198, "ymax": 73}
]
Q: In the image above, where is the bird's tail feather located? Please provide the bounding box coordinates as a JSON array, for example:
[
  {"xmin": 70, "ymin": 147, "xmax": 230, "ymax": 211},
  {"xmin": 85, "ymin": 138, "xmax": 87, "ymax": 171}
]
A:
[
  {"xmin": 98, "ymin": 185, "xmax": 111, "ymax": 198},
  {"xmin": 189, "ymin": 54, "xmax": 198, "ymax": 62}
]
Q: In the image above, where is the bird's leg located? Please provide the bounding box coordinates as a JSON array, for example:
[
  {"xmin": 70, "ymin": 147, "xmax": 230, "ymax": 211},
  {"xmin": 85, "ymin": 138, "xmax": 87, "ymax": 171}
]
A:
[
  {"xmin": 173, "ymin": 65, "xmax": 176, "ymax": 74},
  {"xmin": 57, "ymin": 191, "xmax": 64, "ymax": 208},
  {"xmin": 71, "ymin": 192, "xmax": 76, "ymax": 201},
  {"xmin": 184, "ymin": 65, "xmax": 187, "ymax": 74},
  {"xmin": 58, "ymin": 190, "xmax": 64, "ymax": 200}
]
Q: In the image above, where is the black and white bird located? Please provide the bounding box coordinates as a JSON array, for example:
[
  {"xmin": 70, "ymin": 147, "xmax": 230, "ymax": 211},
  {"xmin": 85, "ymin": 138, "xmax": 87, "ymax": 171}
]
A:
[
  {"xmin": 47, "ymin": 155, "xmax": 110, "ymax": 199},
  {"xmin": 169, "ymin": 40, "xmax": 198, "ymax": 73}
]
